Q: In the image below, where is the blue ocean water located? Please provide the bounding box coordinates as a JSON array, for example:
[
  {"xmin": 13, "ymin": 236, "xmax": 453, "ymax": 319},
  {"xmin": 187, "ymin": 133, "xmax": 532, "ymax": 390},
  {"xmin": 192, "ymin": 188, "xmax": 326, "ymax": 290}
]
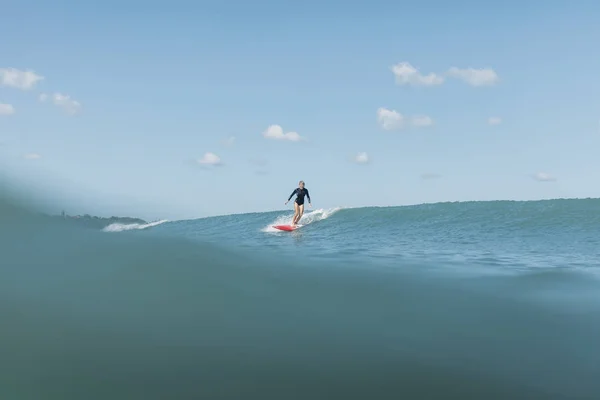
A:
[
  {"xmin": 3, "ymin": 188, "xmax": 600, "ymax": 399},
  {"xmin": 123, "ymin": 199, "xmax": 600, "ymax": 274}
]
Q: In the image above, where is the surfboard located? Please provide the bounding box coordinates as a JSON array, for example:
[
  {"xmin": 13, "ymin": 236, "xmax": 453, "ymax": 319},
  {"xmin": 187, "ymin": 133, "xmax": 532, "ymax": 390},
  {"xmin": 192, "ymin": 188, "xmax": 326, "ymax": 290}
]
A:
[{"xmin": 273, "ymin": 224, "xmax": 302, "ymax": 231}]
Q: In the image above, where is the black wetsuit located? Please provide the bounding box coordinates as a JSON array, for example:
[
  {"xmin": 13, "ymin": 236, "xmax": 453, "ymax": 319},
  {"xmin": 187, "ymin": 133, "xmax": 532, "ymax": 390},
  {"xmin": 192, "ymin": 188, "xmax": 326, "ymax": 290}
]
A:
[{"xmin": 288, "ymin": 188, "xmax": 311, "ymax": 206}]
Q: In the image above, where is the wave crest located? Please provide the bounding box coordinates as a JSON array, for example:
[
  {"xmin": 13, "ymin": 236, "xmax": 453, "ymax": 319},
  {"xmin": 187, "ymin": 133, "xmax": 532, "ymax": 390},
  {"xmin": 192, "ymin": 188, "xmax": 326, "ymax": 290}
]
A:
[{"xmin": 103, "ymin": 220, "xmax": 169, "ymax": 232}]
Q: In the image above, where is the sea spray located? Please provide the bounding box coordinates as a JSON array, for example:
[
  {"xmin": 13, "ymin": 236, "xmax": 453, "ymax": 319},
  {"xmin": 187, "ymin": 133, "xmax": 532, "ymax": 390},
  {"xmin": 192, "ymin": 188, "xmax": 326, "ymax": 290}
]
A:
[
  {"xmin": 261, "ymin": 207, "xmax": 342, "ymax": 233},
  {"xmin": 103, "ymin": 219, "xmax": 169, "ymax": 232}
]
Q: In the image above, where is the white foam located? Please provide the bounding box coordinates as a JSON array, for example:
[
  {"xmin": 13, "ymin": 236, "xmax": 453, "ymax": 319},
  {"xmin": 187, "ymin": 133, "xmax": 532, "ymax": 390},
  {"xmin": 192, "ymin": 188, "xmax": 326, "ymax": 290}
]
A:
[
  {"xmin": 262, "ymin": 207, "xmax": 341, "ymax": 233},
  {"xmin": 103, "ymin": 219, "xmax": 169, "ymax": 232}
]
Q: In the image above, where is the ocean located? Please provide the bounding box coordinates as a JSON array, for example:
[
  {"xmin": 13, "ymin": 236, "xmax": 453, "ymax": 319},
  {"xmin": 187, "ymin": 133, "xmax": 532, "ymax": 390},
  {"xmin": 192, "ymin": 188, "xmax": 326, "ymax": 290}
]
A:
[{"xmin": 2, "ymin": 187, "xmax": 600, "ymax": 399}]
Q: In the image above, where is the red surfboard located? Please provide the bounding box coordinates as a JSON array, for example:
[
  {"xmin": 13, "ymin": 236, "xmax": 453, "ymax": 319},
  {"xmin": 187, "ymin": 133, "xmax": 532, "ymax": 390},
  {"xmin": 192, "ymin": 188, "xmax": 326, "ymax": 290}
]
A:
[{"xmin": 273, "ymin": 225, "xmax": 301, "ymax": 231}]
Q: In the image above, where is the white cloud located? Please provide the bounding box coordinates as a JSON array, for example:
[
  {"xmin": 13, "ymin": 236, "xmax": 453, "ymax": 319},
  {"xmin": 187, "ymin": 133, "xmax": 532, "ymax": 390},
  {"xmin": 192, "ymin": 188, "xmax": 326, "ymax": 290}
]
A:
[
  {"xmin": 533, "ymin": 172, "xmax": 556, "ymax": 182},
  {"xmin": 23, "ymin": 153, "xmax": 41, "ymax": 160},
  {"xmin": 378, "ymin": 108, "xmax": 433, "ymax": 129},
  {"xmin": 54, "ymin": 93, "xmax": 82, "ymax": 114},
  {"xmin": 389, "ymin": 63, "xmax": 499, "ymax": 87},
  {"xmin": 222, "ymin": 136, "xmax": 235, "ymax": 146},
  {"xmin": 39, "ymin": 92, "xmax": 82, "ymax": 115},
  {"xmin": 0, "ymin": 68, "xmax": 44, "ymax": 90},
  {"xmin": 488, "ymin": 117, "xmax": 502, "ymax": 125},
  {"xmin": 262, "ymin": 124, "xmax": 303, "ymax": 141},
  {"xmin": 0, "ymin": 103, "xmax": 15, "ymax": 116},
  {"xmin": 447, "ymin": 67, "xmax": 499, "ymax": 86},
  {"xmin": 377, "ymin": 107, "xmax": 404, "ymax": 130},
  {"xmin": 391, "ymin": 62, "xmax": 444, "ymax": 86},
  {"xmin": 354, "ymin": 152, "xmax": 370, "ymax": 164},
  {"xmin": 197, "ymin": 152, "xmax": 221, "ymax": 166},
  {"xmin": 412, "ymin": 115, "xmax": 434, "ymax": 127}
]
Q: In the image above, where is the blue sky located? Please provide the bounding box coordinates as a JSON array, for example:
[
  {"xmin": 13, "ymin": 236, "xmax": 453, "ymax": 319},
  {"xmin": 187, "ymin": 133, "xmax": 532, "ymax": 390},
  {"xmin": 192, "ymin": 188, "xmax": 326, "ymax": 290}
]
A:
[{"xmin": 1, "ymin": 0, "xmax": 599, "ymax": 220}]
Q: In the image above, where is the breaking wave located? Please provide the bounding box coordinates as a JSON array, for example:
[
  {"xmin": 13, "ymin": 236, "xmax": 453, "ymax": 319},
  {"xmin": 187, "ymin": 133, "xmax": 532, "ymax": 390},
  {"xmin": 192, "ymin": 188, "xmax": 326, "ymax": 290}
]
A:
[
  {"xmin": 261, "ymin": 207, "xmax": 341, "ymax": 233},
  {"xmin": 103, "ymin": 219, "xmax": 169, "ymax": 232}
]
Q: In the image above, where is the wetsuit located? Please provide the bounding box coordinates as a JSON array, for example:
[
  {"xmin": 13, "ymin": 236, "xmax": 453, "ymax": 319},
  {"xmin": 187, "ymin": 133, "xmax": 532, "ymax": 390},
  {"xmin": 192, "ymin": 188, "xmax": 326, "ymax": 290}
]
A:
[{"xmin": 288, "ymin": 188, "xmax": 311, "ymax": 206}]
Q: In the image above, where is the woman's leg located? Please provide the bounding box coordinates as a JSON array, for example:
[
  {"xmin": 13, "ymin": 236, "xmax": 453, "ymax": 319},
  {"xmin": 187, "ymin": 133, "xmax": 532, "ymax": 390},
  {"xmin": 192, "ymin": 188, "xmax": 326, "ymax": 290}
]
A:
[
  {"xmin": 296, "ymin": 204, "xmax": 305, "ymax": 224},
  {"xmin": 292, "ymin": 202, "xmax": 300, "ymax": 225}
]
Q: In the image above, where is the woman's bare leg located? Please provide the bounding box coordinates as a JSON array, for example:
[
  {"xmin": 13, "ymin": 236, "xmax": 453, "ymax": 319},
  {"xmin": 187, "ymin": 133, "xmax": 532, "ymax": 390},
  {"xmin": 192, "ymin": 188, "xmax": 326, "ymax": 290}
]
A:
[
  {"xmin": 295, "ymin": 204, "xmax": 305, "ymax": 225},
  {"xmin": 292, "ymin": 202, "xmax": 300, "ymax": 225}
]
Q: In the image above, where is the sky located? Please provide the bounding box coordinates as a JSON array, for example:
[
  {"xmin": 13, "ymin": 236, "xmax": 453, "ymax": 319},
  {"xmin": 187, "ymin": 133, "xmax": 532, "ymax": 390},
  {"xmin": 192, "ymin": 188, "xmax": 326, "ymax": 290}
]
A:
[{"xmin": 1, "ymin": 0, "xmax": 599, "ymax": 220}]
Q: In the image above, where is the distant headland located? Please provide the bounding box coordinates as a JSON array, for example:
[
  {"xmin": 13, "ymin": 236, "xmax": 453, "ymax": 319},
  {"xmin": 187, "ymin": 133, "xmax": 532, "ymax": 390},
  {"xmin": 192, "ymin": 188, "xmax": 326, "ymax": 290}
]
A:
[{"xmin": 51, "ymin": 211, "xmax": 147, "ymax": 230}]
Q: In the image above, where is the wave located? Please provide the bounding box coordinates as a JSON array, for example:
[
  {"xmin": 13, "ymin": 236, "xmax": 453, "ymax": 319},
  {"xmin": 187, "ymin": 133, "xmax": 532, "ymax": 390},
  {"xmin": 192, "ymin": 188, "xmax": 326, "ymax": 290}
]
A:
[
  {"xmin": 102, "ymin": 219, "xmax": 169, "ymax": 232},
  {"xmin": 162, "ymin": 198, "xmax": 600, "ymax": 237}
]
